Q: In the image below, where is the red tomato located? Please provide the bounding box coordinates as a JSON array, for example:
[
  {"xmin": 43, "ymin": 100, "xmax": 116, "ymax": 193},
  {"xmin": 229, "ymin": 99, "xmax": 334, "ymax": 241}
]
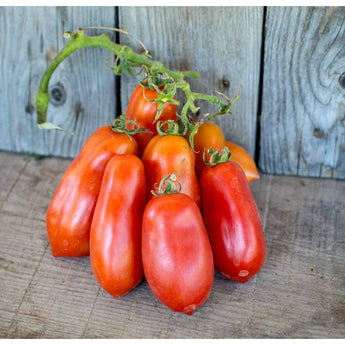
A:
[
  {"xmin": 225, "ymin": 141, "xmax": 259, "ymax": 183},
  {"xmin": 46, "ymin": 126, "xmax": 138, "ymax": 257},
  {"xmin": 90, "ymin": 154, "xmax": 146, "ymax": 298},
  {"xmin": 125, "ymin": 84, "xmax": 178, "ymax": 156},
  {"xmin": 189, "ymin": 121, "xmax": 225, "ymax": 178},
  {"xmin": 201, "ymin": 160, "xmax": 266, "ymax": 283},
  {"xmin": 142, "ymin": 191, "xmax": 214, "ymax": 315},
  {"xmin": 141, "ymin": 134, "xmax": 201, "ymax": 208}
]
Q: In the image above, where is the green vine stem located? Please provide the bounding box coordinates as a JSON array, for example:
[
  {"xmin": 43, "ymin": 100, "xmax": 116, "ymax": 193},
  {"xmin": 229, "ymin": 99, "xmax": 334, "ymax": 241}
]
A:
[{"xmin": 35, "ymin": 27, "xmax": 237, "ymax": 135}]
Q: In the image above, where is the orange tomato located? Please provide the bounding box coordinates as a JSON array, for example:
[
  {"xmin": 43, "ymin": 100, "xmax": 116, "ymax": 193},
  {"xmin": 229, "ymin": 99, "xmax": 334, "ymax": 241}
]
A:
[
  {"xmin": 225, "ymin": 141, "xmax": 259, "ymax": 183},
  {"xmin": 190, "ymin": 122, "xmax": 225, "ymax": 178}
]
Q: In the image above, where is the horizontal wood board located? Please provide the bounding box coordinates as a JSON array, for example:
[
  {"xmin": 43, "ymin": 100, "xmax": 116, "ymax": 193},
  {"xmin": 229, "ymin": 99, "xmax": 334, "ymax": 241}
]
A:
[{"xmin": 0, "ymin": 151, "xmax": 344, "ymax": 338}]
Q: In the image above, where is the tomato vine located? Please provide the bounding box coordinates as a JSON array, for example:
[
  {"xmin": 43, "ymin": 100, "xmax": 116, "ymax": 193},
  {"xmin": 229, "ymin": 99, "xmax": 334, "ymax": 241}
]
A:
[{"xmin": 35, "ymin": 27, "xmax": 238, "ymax": 136}]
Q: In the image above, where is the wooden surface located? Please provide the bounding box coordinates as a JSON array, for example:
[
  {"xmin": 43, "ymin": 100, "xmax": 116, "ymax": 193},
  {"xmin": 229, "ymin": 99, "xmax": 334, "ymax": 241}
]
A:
[
  {"xmin": 1, "ymin": 150, "xmax": 344, "ymax": 338},
  {"xmin": 260, "ymin": 6, "xmax": 345, "ymax": 179}
]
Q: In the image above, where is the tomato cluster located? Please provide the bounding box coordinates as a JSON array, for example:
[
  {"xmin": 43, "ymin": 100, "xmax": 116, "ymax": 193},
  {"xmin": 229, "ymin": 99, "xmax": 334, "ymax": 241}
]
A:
[{"xmin": 46, "ymin": 84, "xmax": 265, "ymax": 315}]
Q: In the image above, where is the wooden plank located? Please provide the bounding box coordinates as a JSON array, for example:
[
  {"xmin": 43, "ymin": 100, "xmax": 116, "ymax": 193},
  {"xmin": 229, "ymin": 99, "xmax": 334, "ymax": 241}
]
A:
[
  {"xmin": 0, "ymin": 152, "xmax": 28, "ymax": 208},
  {"xmin": 249, "ymin": 175, "xmax": 345, "ymax": 337},
  {"xmin": 1, "ymin": 151, "xmax": 344, "ymax": 338},
  {"xmin": 0, "ymin": 7, "xmax": 117, "ymax": 159},
  {"xmin": 118, "ymin": 7, "xmax": 264, "ymax": 157},
  {"xmin": 260, "ymin": 6, "xmax": 345, "ymax": 179}
]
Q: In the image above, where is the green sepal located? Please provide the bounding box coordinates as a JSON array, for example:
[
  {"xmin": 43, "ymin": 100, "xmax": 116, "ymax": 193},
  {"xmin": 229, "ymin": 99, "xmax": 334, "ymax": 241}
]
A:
[
  {"xmin": 38, "ymin": 122, "xmax": 75, "ymax": 135},
  {"xmin": 151, "ymin": 173, "xmax": 182, "ymax": 197},
  {"xmin": 203, "ymin": 146, "xmax": 232, "ymax": 166}
]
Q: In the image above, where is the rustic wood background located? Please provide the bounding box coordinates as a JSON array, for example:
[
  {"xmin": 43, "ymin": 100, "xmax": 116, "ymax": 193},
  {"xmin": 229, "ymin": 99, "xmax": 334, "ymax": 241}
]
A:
[{"xmin": 0, "ymin": 6, "xmax": 344, "ymax": 178}]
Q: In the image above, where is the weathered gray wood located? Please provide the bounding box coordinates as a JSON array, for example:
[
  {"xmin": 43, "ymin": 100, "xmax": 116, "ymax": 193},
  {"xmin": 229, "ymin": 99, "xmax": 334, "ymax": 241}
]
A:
[
  {"xmin": 0, "ymin": 7, "xmax": 117, "ymax": 159},
  {"xmin": 1, "ymin": 6, "xmax": 344, "ymax": 180},
  {"xmin": 119, "ymin": 7, "xmax": 264, "ymax": 157},
  {"xmin": 1, "ymin": 151, "xmax": 344, "ymax": 338},
  {"xmin": 260, "ymin": 6, "xmax": 345, "ymax": 179}
]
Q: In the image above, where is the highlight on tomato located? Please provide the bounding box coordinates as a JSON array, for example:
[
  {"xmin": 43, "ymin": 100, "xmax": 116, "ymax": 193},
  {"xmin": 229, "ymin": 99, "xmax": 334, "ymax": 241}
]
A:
[
  {"xmin": 90, "ymin": 154, "xmax": 146, "ymax": 298},
  {"xmin": 142, "ymin": 174, "xmax": 214, "ymax": 315},
  {"xmin": 201, "ymin": 147, "xmax": 266, "ymax": 283},
  {"xmin": 46, "ymin": 125, "xmax": 138, "ymax": 258}
]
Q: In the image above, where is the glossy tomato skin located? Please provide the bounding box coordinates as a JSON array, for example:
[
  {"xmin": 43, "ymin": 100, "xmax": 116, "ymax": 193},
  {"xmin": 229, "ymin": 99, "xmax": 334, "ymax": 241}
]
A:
[
  {"xmin": 125, "ymin": 84, "xmax": 177, "ymax": 156},
  {"xmin": 142, "ymin": 135, "xmax": 201, "ymax": 209},
  {"xmin": 90, "ymin": 154, "xmax": 146, "ymax": 298},
  {"xmin": 142, "ymin": 193, "xmax": 214, "ymax": 315},
  {"xmin": 46, "ymin": 126, "xmax": 138, "ymax": 257},
  {"xmin": 201, "ymin": 161, "xmax": 266, "ymax": 283},
  {"xmin": 225, "ymin": 141, "xmax": 259, "ymax": 183},
  {"xmin": 190, "ymin": 121, "xmax": 225, "ymax": 178}
]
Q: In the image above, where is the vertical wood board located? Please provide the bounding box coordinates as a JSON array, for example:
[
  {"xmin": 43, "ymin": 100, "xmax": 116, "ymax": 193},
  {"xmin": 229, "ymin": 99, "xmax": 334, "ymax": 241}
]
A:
[
  {"xmin": 0, "ymin": 7, "xmax": 117, "ymax": 158},
  {"xmin": 119, "ymin": 7, "xmax": 263, "ymax": 157},
  {"xmin": 260, "ymin": 6, "xmax": 345, "ymax": 179}
]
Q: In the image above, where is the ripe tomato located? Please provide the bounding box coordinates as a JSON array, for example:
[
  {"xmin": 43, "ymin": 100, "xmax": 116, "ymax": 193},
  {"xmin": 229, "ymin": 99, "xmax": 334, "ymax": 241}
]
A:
[
  {"xmin": 142, "ymin": 190, "xmax": 214, "ymax": 315},
  {"xmin": 225, "ymin": 141, "xmax": 259, "ymax": 183},
  {"xmin": 201, "ymin": 159, "xmax": 266, "ymax": 283},
  {"xmin": 189, "ymin": 121, "xmax": 225, "ymax": 178},
  {"xmin": 125, "ymin": 84, "xmax": 178, "ymax": 156},
  {"xmin": 90, "ymin": 154, "xmax": 146, "ymax": 298},
  {"xmin": 46, "ymin": 126, "xmax": 138, "ymax": 257},
  {"xmin": 141, "ymin": 134, "xmax": 201, "ymax": 208}
]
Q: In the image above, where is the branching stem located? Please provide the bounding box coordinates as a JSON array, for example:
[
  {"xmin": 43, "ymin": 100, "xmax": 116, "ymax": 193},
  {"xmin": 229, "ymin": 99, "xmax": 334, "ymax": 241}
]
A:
[{"xmin": 35, "ymin": 27, "xmax": 237, "ymax": 136}]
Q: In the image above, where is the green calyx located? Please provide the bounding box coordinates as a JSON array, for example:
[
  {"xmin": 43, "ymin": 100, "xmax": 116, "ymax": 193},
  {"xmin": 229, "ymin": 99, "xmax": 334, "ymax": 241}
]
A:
[
  {"xmin": 151, "ymin": 173, "xmax": 182, "ymax": 197},
  {"xmin": 156, "ymin": 119, "xmax": 187, "ymax": 137},
  {"xmin": 111, "ymin": 114, "xmax": 151, "ymax": 136},
  {"xmin": 203, "ymin": 146, "xmax": 232, "ymax": 166}
]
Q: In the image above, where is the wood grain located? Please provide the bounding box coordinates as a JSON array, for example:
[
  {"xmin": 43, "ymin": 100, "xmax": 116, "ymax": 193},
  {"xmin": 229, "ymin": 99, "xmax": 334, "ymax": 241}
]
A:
[
  {"xmin": 1, "ymin": 151, "xmax": 344, "ymax": 338},
  {"xmin": 0, "ymin": 7, "xmax": 117, "ymax": 158},
  {"xmin": 260, "ymin": 7, "xmax": 345, "ymax": 178},
  {"xmin": 118, "ymin": 7, "xmax": 264, "ymax": 157}
]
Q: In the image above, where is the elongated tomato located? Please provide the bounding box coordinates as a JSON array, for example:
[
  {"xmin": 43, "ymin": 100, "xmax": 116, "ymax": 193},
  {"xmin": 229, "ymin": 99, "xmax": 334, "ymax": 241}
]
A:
[
  {"xmin": 90, "ymin": 154, "xmax": 146, "ymax": 298},
  {"xmin": 46, "ymin": 126, "xmax": 138, "ymax": 257},
  {"xmin": 201, "ymin": 160, "xmax": 266, "ymax": 283},
  {"xmin": 141, "ymin": 135, "xmax": 201, "ymax": 208},
  {"xmin": 142, "ymin": 192, "xmax": 214, "ymax": 315}
]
